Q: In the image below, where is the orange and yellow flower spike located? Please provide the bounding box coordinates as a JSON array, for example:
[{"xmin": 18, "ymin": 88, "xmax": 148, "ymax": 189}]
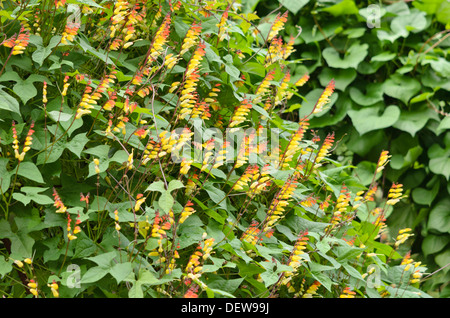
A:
[
  {"xmin": 313, "ymin": 79, "xmax": 335, "ymax": 115},
  {"xmin": 267, "ymin": 11, "xmax": 288, "ymax": 42}
]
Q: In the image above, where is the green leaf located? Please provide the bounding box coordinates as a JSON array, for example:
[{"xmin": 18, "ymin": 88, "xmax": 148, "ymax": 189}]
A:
[
  {"xmin": 77, "ymin": 35, "xmax": 114, "ymax": 65},
  {"xmin": 48, "ymin": 111, "xmax": 73, "ymax": 122},
  {"xmin": 167, "ymin": 180, "xmax": 184, "ymax": 192},
  {"xmin": 110, "ymin": 262, "xmax": 133, "ymax": 284},
  {"xmin": 203, "ymin": 182, "xmax": 227, "ymax": 210},
  {"xmin": 422, "ymin": 234, "xmax": 450, "ymax": 256},
  {"xmin": 0, "ymin": 158, "xmax": 11, "ymax": 193},
  {"xmin": 437, "ymin": 116, "xmax": 450, "ymax": 134},
  {"xmin": 0, "ymin": 72, "xmax": 47, "ymax": 105},
  {"xmin": 322, "ymin": 42, "xmax": 368, "ymax": 69},
  {"xmin": 31, "ymin": 35, "xmax": 61, "ymax": 66},
  {"xmin": 390, "ymin": 145, "xmax": 423, "ymax": 170},
  {"xmin": 349, "ymin": 83, "xmax": 384, "ymax": 106},
  {"xmin": 318, "ymin": 67, "xmax": 356, "ymax": 91},
  {"xmin": 206, "ymin": 275, "xmax": 243, "ymax": 296},
  {"xmin": 371, "ymin": 52, "xmax": 397, "ymax": 62},
  {"xmin": 393, "ymin": 105, "xmax": 434, "ymax": 137},
  {"xmin": 158, "ymin": 190, "xmax": 174, "ymax": 213},
  {"xmin": 67, "ymin": 0, "xmax": 104, "ymax": 9},
  {"xmin": 145, "ymin": 180, "xmax": 166, "ymax": 193},
  {"xmin": 0, "ymin": 85, "xmax": 20, "ymax": 115},
  {"xmin": 0, "ymin": 219, "xmax": 34, "ymax": 260},
  {"xmin": 391, "ymin": 10, "xmax": 427, "ymax": 37},
  {"xmin": 278, "ymin": 0, "xmax": 309, "ymax": 15},
  {"xmin": 0, "ymin": 256, "xmax": 13, "ymax": 279},
  {"xmin": 412, "ymin": 182, "xmax": 439, "ymax": 206},
  {"xmin": 348, "ymin": 105, "xmax": 401, "ymax": 136},
  {"xmin": 413, "ymin": 0, "xmax": 445, "ymax": 14},
  {"xmin": 15, "ymin": 161, "xmax": 45, "ymax": 183},
  {"xmin": 67, "ymin": 133, "xmax": 89, "ymax": 158},
  {"xmin": 428, "ymin": 132, "xmax": 450, "ymax": 180},
  {"xmin": 73, "ymin": 233, "xmax": 97, "ymax": 258},
  {"xmin": 435, "ymin": 249, "xmax": 450, "ymax": 271},
  {"xmin": 81, "ymin": 266, "xmax": 109, "ymax": 284},
  {"xmin": 12, "ymin": 187, "xmax": 53, "ymax": 206},
  {"xmin": 383, "ymin": 74, "xmax": 421, "ymax": 104},
  {"xmin": 436, "ymin": 1, "xmax": 450, "ymax": 24},
  {"xmin": 427, "ymin": 198, "xmax": 450, "ymax": 234},
  {"xmin": 321, "ymin": 0, "xmax": 359, "ymax": 16},
  {"xmin": 86, "ymin": 251, "xmax": 117, "ymax": 268}
]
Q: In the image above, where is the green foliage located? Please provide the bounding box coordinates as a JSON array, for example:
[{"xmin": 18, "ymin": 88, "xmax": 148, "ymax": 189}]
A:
[
  {"xmin": 0, "ymin": 0, "xmax": 433, "ymax": 298},
  {"xmin": 256, "ymin": 0, "xmax": 450, "ymax": 297}
]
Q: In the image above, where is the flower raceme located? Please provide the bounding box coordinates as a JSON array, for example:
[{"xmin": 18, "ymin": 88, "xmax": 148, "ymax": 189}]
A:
[
  {"xmin": 386, "ymin": 183, "xmax": 405, "ymax": 206},
  {"xmin": 254, "ymin": 70, "xmax": 275, "ymax": 104},
  {"xmin": 376, "ymin": 150, "xmax": 391, "ymax": 173},
  {"xmin": 262, "ymin": 171, "xmax": 300, "ymax": 235},
  {"xmin": 61, "ymin": 22, "xmax": 80, "ymax": 45},
  {"xmin": 52, "ymin": 188, "xmax": 67, "ymax": 214},
  {"xmin": 180, "ymin": 21, "xmax": 202, "ymax": 55},
  {"xmin": 267, "ymin": 11, "xmax": 288, "ymax": 42},
  {"xmin": 178, "ymin": 42, "xmax": 206, "ymax": 119},
  {"xmin": 12, "ymin": 121, "xmax": 35, "ymax": 162},
  {"xmin": 280, "ymin": 119, "xmax": 309, "ymax": 169},
  {"xmin": 216, "ymin": 6, "xmax": 230, "ymax": 42},
  {"xmin": 148, "ymin": 13, "xmax": 172, "ymax": 63},
  {"xmin": 229, "ymin": 99, "xmax": 252, "ymax": 129},
  {"xmin": 2, "ymin": 26, "xmax": 30, "ymax": 55},
  {"xmin": 313, "ymin": 79, "xmax": 335, "ymax": 114},
  {"xmin": 315, "ymin": 132, "xmax": 335, "ymax": 166},
  {"xmin": 281, "ymin": 232, "xmax": 309, "ymax": 287}
]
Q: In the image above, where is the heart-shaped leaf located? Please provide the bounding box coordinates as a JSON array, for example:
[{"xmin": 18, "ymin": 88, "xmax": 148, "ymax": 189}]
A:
[
  {"xmin": 383, "ymin": 74, "xmax": 421, "ymax": 104},
  {"xmin": 393, "ymin": 104, "xmax": 436, "ymax": 137},
  {"xmin": 348, "ymin": 105, "xmax": 401, "ymax": 135},
  {"xmin": 349, "ymin": 83, "xmax": 384, "ymax": 106},
  {"xmin": 322, "ymin": 42, "xmax": 368, "ymax": 69},
  {"xmin": 428, "ymin": 132, "xmax": 450, "ymax": 180},
  {"xmin": 318, "ymin": 67, "xmax": 356, "ymax": 91}
]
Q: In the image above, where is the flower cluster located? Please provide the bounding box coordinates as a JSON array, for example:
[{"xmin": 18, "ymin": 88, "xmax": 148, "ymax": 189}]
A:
[
  {"xmin": 2, "ymin": 26, "xmax": 30, "ymax": 55},
  {"xmin": 315, "ymin": 132, "xmax": 335, "ymax": 166},
  {"xmin": 229, "ymin": 99, "xmax": 252, "ymax": 128},
  {"xmin": 329, "ymin": 185, "xmax": 352, "ymax": 228},
  {"xmin": 254, "ymin": 70, "xmax": 275, "ymax": 103},
  {"xmin": 395, "ymin": 228, "xmax": 413, "ymax": 248},
  {"xmin": 216, "ymin": 6, "xmax": 230, "ymax": 42},
  {"xmin": 52, "ymin": 188, "xmax": 67, "ymax": 213},
  {"xmin": 281, "ymin": 232, "xmax": 309, "ymax": 289},
  {"xmin": 61, "ymin": 22, "xmax": 80, "ymax": 45},
  {"xmin": 386, "ymin": 183, "xmax": 405, "ymax": 206},
  {"xmin": 179, "ymin": 201, "xmax": 196, "ymax": 224},
  {"xmin": 66, "ymin": 213, "xmax": 82, "ymax": 241},
  {"xmin": 313, "ymin": 79, "xmax": 335, "ymax": 114},
  {"xmin": 267, "ymin": 11, "xmax": 288, "ymax": 42},
  {"xmin": 262, "ymin": 171, "xmax": 300, "ymax": 235},
  {"xmin": 280, "ymin": 120, "xmax": 309, "ymax": 169},
  {"xmin": 339, "ymin": 287, "xmax": 356, "ymax": 298},
  {"xmin": 376, "ymin": 150, "xmax": 391, "ymax": 173},
  {"xmin": 180, "ymin": 21, "xmax": 202, "ymax": 55},
  {"xmin": 302, "ymin": 281, "xmax": 321, "ymax": 298},
  {"xmin": 178, "ymin": 42, "xmax": 206, "ymax": 119},
  {"xmin": 11, "ymin": 121, "xmax": 35, "ymax": 162},
  {"xmin": 185, "ymin": 235, "xmax": 215, "ymax": 291}
]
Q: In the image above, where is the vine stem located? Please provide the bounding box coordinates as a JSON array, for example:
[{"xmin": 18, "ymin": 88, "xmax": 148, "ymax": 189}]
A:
[{"xmin": 58, "ymin": 239, "xmax": 70, "ymax": 276}]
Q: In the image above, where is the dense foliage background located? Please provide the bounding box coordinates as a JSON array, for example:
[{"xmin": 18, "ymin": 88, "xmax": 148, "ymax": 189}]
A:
[
  {"xmin": 251, "ymin": 0, "xmax": 450, "ymax": 297},
  {"xmin": 0, "ymin": 0, "xmax": 446, "ymax": 298}
]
